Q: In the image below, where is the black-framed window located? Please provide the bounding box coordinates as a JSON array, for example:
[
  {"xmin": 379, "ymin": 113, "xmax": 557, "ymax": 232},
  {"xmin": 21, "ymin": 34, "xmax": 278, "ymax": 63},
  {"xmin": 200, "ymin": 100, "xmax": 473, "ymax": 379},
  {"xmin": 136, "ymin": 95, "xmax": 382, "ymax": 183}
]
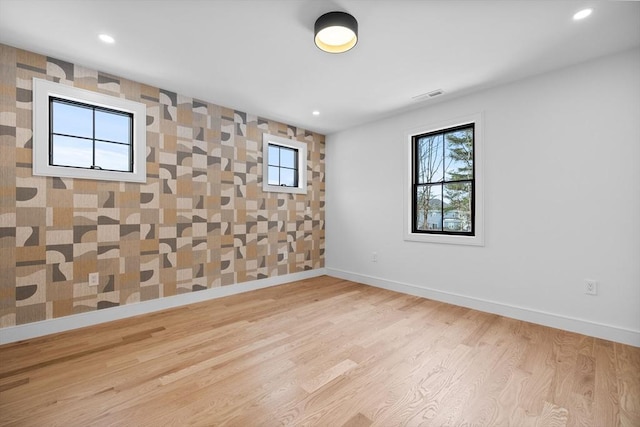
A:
[
  {"xmin": 412, "ymin": 123, "xmax": 475, "ymax": 235},
  {"xmin": 49, "ymin": 97, "xmax": 134, "ymax": 172},
  {"xmin": 267, "ymin": 143, "xmax": 299, "ymax": 187}
]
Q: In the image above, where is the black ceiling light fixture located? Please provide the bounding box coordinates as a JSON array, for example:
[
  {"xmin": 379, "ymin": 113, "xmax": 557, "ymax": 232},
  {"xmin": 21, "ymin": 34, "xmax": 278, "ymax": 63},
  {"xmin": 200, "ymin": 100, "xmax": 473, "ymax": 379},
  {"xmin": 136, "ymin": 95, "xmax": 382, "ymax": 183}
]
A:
[{"xmin": 314, "ymin": 11, "xmax": 358, "ymax": 53}]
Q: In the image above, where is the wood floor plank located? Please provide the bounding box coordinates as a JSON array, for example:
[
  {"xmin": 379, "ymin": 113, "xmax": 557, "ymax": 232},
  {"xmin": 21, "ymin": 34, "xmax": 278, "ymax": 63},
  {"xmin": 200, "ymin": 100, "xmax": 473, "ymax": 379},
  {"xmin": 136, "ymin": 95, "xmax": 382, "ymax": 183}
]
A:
[
  {"xmin": 341, "ymin": 412, "xmax": 373, "ymax": 427},
  {"xmin": 593, "ymin": 340, "xmax": 620, "ymax": 426},
  {"xmin": 569, "ymin": 352, "xmax": 596, "ymax": 425},
  {"xmin": 0, "ymin": 275, "xmax": 638, "ymax": 426},
  {"xmin": 615, "ymin": 341, "xmax": 640, "ymax": 426}
]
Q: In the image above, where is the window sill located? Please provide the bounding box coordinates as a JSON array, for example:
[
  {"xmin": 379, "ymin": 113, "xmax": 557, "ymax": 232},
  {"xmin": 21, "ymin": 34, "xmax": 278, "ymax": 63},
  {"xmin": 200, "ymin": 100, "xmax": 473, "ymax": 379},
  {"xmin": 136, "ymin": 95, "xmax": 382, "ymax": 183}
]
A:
[
  {"xmin": 262, "ymin": 184, "xmax": 306, "ymax": 195},
  {"xmin": 403, "ymin": 231, "xmax": 484, "ymax": 246}
]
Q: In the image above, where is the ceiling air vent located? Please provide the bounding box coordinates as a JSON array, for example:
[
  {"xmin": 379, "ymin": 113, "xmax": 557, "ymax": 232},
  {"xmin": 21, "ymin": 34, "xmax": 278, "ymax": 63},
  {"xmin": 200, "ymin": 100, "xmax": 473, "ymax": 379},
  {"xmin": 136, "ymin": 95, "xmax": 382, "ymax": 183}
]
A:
[{"xmin": 412, "ymin": 89, "xmax": 444, "ymax": 101}]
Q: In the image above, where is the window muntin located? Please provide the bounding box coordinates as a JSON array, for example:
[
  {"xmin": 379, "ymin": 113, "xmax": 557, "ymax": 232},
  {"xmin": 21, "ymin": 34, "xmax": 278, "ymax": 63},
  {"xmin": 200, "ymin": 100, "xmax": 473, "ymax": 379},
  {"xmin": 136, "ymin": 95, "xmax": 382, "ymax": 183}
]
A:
[
  {"xmin": 412, "ymin": 124, "xmax": 474, "ymax": 235},
  {"xmin": 50, "ymin": 98, "xmax": 133, "ymax": 172},
  {"xmin": 267, "ymin": 144, "xmax": 299, "ymax": 187}
]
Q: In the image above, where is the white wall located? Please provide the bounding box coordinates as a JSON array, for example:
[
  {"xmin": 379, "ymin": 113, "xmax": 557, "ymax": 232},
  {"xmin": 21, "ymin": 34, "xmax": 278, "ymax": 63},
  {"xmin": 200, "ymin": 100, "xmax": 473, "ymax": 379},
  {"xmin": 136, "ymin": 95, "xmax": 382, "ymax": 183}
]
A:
[{"xmin": 325, "ymin": 48, "xmax": 640, "ymax": 346}]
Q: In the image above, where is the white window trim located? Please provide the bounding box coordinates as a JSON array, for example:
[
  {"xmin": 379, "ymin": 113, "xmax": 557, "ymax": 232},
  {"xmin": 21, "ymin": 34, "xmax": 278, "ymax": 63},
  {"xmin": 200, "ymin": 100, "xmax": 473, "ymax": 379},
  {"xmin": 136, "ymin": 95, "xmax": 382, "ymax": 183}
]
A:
[
  {"xmin": 32, "ymin": 78, "xmax": 147, "ymax": 183},
  {"xmin": 262, "ymin": 133, "xmax": 307, "ymax": 194},
  {"xmin": 403, "ymin": 112, "xmax": 484, "ymax": 246}
]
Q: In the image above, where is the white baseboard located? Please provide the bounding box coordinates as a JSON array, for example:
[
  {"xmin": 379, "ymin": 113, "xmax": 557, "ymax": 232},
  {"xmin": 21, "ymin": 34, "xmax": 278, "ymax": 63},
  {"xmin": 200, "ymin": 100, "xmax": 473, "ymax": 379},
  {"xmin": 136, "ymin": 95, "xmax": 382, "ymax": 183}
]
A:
[
  {"xmin": 326, "ymin": 268, "xmax": 640, "ymax": 347},
  {"xmin": 0, "ymin": 268, "xmax": 326, "ymax": 345},
  {"xmin": 4, "ymin": 267, "xmax": 638, "ymax": 348}
]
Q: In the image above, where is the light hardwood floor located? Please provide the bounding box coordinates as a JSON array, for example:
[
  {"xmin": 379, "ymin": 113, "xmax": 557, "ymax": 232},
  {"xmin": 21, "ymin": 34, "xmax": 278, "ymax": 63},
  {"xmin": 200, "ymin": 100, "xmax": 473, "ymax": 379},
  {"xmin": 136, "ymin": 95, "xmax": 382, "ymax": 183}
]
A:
[{"xmin": 1, "ymin": 276, "xmax": 638, "ymax": 426}]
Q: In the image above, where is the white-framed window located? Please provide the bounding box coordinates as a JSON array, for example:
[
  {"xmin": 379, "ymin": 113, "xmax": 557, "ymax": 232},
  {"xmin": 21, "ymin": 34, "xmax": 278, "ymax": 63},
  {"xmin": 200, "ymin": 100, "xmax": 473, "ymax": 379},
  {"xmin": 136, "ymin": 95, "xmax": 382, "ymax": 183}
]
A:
[
  {"xmin": 262, "ymin": 133, "xmax": 307, "ymax": 194},
  {"xmin": 32, "ymin": 78, "xmax": 147, "ymax": 183},
  {"xmin": 404, "ymin": 113, "xmax": 484, "ymax": 246}
]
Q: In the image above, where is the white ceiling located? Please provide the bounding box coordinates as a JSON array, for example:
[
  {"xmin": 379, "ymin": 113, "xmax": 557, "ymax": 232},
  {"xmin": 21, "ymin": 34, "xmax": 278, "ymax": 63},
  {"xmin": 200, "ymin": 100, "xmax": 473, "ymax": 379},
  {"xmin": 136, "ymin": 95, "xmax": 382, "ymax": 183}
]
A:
[{"xmin": 1, "ymin": 0, "xmax": 639, "ymax": 135}]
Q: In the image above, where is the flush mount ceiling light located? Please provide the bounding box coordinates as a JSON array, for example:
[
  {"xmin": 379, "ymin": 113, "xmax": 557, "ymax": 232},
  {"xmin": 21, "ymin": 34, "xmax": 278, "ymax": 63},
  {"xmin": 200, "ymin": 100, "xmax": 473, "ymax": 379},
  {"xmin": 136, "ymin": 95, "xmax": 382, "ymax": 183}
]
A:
[{"xmin": 314, "ymin": 11, "xmax": 358, "ymax": 53}]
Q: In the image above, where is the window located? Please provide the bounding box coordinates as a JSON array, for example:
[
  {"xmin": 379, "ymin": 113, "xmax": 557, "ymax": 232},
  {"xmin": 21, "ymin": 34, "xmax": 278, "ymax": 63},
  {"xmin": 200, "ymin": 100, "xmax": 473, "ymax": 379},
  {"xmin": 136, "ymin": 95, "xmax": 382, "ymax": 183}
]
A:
[
  {"xmin": 262, "ymin": 133, "xmax": 307, "ymax": 194},
  {"xmin": 413, "ymin": 123, "xmax": 474, "ymax": 235},
  {"xmin": 404, "ymin": 113, "xmax": 484, "ymax": 246},
  {"xmin": 33, "ymin": 78, "xmax": 147, "ymax": 183},
  {"xmin": 50, "ymin": 98, "xmax": 133, "ymax": 172},
  {"xmin": 267, "ymin": 144, "xmax": 298, "ymax": 187}
]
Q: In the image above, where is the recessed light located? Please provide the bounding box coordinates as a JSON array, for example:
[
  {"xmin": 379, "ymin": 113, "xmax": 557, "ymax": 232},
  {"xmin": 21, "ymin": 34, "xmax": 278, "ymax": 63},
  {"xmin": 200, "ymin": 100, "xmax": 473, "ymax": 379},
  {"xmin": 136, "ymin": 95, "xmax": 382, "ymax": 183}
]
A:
[
  {"xmin": 312, "ymin": 111, "xmax": 320, "ymax": 116},
  {"xmin": 573, "ymin": 8, "xmax": 592, "ymax": 21},
  {"xmin": 99, "ymin": 34, "xmax": 115, "ymax": 44}
]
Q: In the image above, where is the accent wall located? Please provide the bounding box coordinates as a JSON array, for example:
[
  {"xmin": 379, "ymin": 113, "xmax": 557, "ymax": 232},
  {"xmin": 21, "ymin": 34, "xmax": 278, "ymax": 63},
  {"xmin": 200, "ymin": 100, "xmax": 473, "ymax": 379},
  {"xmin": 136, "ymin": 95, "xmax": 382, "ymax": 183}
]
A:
[{"xmin": 0, "ymin": 44, "xmax": 325, "ymax": 328}]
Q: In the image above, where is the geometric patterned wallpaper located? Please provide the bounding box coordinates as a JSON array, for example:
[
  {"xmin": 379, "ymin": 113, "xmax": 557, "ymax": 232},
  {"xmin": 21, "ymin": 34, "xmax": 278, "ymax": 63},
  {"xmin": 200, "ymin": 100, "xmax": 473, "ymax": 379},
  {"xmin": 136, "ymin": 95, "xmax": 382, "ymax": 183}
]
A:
[{"xmin": 0, "ymin": 44, "xmax": 325, "ymax": 328}]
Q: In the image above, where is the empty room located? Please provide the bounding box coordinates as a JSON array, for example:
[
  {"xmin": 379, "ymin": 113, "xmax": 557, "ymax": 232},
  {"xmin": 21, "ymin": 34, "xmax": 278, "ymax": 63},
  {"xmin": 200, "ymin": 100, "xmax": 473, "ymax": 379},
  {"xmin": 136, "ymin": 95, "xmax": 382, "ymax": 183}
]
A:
[{"xmin": 0, "ymin": 0, "xmax": 639, "ymax": 425}]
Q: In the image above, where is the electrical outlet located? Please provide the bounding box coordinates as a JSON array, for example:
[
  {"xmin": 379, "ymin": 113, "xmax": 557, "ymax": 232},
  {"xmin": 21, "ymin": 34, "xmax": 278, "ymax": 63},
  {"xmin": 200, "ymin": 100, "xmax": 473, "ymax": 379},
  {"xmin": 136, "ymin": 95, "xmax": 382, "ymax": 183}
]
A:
[
  {"xmin": 89, "ymin": 272, "xmax": 99, "ymax": 286},
  {"xmin": 585, "ymin": 280, "xmax": 597, "ymax": 295},
  {"xmin": 372, "ymin": 252, "xmax": 378, "ymax": 262}
]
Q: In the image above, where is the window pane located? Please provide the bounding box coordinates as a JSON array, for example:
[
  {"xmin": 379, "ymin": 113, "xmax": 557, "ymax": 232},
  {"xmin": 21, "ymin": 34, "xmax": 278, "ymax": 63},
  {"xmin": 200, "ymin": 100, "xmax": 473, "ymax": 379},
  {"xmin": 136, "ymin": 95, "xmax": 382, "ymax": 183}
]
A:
[
  {"xmin": 415, "ymin": 184, "xmax": 442, "ymax": 231},
  {"xmin": 95, "ymin": 110, "xmax": 131, "ymax": 144},
  {"xmin": 52, "ymin": 101, "xmax": 93, "ymax": 138},
  {"xmin": 268, "ymin": 166, "xmax": 280, "ymax": 185},
  {"xmin": 95, "ymin": 142, "xmax": 131, "ymax": 172},
  {"xmin": 443, "ymin": 182, "xmax": 472, "ymax": 232},
  {"xmin": 416, "ymin": 134, "xmax": 444, "ymax": 183},
  {"xmin": 268, "ymin": 145, "xmax": 280, "ymax": 166},
  {"xmin": 51, "ymin": 135, "xmax": 93, "ymax": 168},
  {"xmin": 445, "ymin": 128, "xmax": 473, "ymax": 181},
  {"xmin": 280, "ymin": 147, "xmax": 297, "ymax": 169},
  {"xmin": 280, "ymin": 168, "xmax": 296, "ymax": 187}
]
